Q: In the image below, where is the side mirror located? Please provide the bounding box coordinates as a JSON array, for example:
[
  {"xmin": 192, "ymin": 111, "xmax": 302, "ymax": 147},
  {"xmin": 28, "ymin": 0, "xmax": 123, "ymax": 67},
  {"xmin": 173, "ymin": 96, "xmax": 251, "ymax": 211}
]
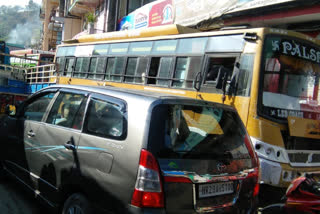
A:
[{"xmin": 5, "ymin": 104, "xmax": 16, "ymax": 116}]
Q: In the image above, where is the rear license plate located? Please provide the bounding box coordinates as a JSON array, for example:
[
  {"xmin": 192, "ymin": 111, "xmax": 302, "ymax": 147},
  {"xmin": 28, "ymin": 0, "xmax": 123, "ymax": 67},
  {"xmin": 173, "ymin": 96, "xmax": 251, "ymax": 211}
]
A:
[{"xmin": 198, "ymin": 182, "xmax": 234, "ymax": 198}]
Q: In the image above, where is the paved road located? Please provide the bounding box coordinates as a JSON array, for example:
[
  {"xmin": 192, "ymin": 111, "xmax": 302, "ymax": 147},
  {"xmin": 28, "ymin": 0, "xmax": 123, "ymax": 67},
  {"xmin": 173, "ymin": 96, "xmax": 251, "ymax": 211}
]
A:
[
  {"xmin": 0, "ymin": 176, "xmax": 283, "ymax": 214},
  {"xmin": 0, "ymin": 178, "xmax": 42, "ymax": 214}
]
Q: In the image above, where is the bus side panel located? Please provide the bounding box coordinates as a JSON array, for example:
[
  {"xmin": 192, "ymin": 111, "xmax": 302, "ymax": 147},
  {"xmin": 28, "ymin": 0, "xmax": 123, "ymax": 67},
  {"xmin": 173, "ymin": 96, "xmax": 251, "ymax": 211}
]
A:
[{"xmin": 58, "ymin": 76, "xmax": 199, "ymax": 99}]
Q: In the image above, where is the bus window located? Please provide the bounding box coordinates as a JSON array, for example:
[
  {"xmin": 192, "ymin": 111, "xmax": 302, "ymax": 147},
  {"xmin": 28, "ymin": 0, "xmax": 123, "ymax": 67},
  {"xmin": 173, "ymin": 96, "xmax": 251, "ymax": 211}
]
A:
[
  {"xmin": 110, "ymin": 43, "xmax": 129, "ymax": 55},
  {"xmin": 172, "ymin": 57, "xmax": 188, "ymax": 88},
  {"xmin": 200, "ymin": 56, "xmax": 238, "ymax": 93},
  {"xmin": 40, "ymin": 55, "xmax": 54, "ymax": 65},
  {"xmin": 135, "ymin": 57, "xmax": 148, "ymax": 84},
  {"xmin": 146, "ymin": 57, "xmax": 174, "ymax": 86},
  {"xmin": 64, "ymin": 57, "xmax": 75, "ymax": 77},
  {"xmin": 236, "ymin": 54, "xmax": 254, "ymax": 97},
  {"xmin": 156, "ymin": 57, "xmax": 173, "ymax": 86},
  {"xmin": 56, "ymin": 57, "xmax": 65, "ymax": 75},
  {"xmin": 107, "ymin": 57, "xmax": 125, "ymax": 82},
  {"xmin": 152, "ymin": 40, "xmax": 177, "ymax": 54},
  {"xmin": 124, "ymin": 57, "xmax": 138, "ymax": 83},
  {"xmin": 172, "ymin": 56, "xmax": 202, "ymax": 89},
  {"xmin": 89, "ymin": 57, "xmax": 98, "ymax": 79},
  {"xmin": 129, "ymin": 42, "xmax": 152, "ymax": 55},
  {"xmin": 88, "ymin": 57, "xmax": 107, "ymax": 80},
  {"xmin": 177, "ymin": 37, "xmax": 208, "ymax": 54},
  {"xmin": 263, "ymin": 56, "xmax": 281, "ymax": 93},
  {"xmin": 26, "ymin": 59, "xmax": 31, "ymax": 67},
  {"xmin": 204, "ymin": 57, "xmax": 236, "ymax": 83},
  {"xmin": 147, "ymin": 57, "xmax": 160, "ymax": 84},
  {"xmin": 105, "ymin": 58, "xmax": 115, "ymax": 80},
  {"xmin": 74, "ymin": 57, "xmax": 90, "ymax": 78}
]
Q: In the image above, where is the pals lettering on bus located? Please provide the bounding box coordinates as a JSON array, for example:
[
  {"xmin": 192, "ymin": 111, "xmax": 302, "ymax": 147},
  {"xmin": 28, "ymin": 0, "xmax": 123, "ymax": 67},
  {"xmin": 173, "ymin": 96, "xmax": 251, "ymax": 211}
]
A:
[{"xmin": 271, "ymin": 39, "xmax": 320, "ymax": 63}]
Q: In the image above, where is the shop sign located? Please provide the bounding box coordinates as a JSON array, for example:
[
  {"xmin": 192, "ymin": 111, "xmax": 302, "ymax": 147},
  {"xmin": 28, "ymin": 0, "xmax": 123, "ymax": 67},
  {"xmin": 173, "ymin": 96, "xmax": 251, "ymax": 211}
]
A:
[
  {"xmin": 149, "ymin": 0, "xmax": 173, "ymax": 27},
  {"xmin": 135, "ymin": 13, "xmax": 148, "ymax": 29},
  {"xmin": 117, "ymin": 14, "xmax": 134, "ymax": 31},
  {"xmin": 134, "ymin": 7, "xmax": 149, "ymax": 29},
  {"xmin": 174, "ymin": 0, "xmax": 237, "ymax": 26},
  {"xmin": 271, "ymin": 39, "xmax": 320, "ymax": 63}
]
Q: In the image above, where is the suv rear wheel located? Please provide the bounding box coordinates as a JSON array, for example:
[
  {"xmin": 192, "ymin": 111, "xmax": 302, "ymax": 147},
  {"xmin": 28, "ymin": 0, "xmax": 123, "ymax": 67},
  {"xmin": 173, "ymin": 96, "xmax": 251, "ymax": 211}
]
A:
[{"xmin": 62, "ymin": 193, "xmax": 92, "ymax": 214}]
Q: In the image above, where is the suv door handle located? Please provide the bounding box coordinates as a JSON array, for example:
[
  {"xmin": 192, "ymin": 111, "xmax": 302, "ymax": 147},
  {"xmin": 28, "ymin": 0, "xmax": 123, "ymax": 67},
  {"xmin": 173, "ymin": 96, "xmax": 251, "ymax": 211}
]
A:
[
  {"xmin": 64, "ymin": 142, "xmax": 76, "ymax": 151},
  {"xmin": 27, "ymin": 130, "xmax": 35, "ymax": 138}
]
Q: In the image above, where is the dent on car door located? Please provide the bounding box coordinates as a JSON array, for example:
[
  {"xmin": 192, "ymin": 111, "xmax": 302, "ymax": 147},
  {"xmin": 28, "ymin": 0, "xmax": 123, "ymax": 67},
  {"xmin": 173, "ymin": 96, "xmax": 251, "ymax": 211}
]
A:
[
  {"xmin": 32, "ymin": 91, "xmax": 87, "ymax": 202},
  {"xmin": 5, "ymin": 92, "xmax": 56, "ymax": 187}
]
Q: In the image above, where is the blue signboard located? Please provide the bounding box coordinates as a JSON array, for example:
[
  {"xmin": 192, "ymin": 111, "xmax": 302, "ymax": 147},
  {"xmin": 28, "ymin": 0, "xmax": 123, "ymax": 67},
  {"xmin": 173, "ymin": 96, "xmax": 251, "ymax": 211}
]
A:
[{"xmin": 117, "ymin": 14, "xmax": 134, "ymax": 31}]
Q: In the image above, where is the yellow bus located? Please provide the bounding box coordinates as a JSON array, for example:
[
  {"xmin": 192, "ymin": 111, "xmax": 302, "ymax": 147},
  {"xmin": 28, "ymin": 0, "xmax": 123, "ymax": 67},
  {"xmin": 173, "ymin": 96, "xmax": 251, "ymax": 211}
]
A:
[{"xmin": 54, "ymin": 25, "xmax": 320, "ymax": 189}]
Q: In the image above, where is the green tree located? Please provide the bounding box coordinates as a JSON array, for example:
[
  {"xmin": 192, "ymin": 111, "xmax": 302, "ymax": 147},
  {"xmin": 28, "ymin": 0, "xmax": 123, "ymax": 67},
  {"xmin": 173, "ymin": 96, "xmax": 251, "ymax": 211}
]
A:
[{"xmin": 0, "ymin": 1, "xmax": 41, "ymax": 47}]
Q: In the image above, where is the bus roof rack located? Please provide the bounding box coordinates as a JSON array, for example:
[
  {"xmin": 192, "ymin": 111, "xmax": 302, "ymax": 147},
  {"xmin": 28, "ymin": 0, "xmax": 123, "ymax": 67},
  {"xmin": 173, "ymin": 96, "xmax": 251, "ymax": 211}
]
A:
[{"xmin": 63, "ymin": 24, "xmax": 199, "ymax": 44}]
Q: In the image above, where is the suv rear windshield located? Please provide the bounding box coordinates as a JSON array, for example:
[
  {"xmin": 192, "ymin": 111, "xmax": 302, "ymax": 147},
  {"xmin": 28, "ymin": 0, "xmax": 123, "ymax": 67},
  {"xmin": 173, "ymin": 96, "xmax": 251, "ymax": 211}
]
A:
[{"xmin": 148, "ymin": 104, "xmax": 251, "ymax": 161}]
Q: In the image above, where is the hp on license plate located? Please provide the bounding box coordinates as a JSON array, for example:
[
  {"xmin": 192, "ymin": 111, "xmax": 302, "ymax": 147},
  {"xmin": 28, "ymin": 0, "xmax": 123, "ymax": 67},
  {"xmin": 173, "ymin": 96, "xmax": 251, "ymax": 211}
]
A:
[{"xmin": 199, "ymin": 182, "xmax": 234, "ymax": 198}]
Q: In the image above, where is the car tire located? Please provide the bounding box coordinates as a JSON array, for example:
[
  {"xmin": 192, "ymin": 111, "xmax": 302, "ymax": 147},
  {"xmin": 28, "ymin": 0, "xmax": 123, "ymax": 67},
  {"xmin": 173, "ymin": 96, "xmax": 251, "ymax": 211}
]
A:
[{"xmin": 62, "ymin": 193, "xmax": 92, "ymax": 214}]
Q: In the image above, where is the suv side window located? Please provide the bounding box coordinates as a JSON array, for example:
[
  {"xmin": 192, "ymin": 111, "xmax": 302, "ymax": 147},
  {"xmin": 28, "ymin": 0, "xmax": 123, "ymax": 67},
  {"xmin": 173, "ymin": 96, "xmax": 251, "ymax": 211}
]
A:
[
  {"xmin": 84, "ymin": 97, "xmax": 127, "ymax": 140},
  {"xmin": 24, "ymin": 93, "xmax": 56, "ymax": 121},
  {"xmin": 46, "ymin": 92, "xmax": 86, "ymax": 129}
]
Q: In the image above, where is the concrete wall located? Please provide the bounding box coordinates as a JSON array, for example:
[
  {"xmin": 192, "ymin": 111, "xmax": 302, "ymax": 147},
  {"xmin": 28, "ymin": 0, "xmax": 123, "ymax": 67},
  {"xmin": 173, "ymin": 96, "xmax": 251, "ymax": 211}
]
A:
[
  {"xmin": 42, "ymin": 0, "xmax": 51, "ymax": 51},
  {"xmin": 42, "ymin": 0, "xmax": 59, "ymax": 51},
  {"xmin": 63, "ymin": 18, "xmax": 82, "ymax": 41},
  {"xmin": 96, "ymin": 10, "xmax": 106, "ymax": 33}
]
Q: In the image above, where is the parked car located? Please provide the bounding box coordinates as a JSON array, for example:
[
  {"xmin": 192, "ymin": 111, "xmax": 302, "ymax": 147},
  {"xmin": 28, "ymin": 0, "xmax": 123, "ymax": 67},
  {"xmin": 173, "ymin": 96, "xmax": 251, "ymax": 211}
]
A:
[{"xmin": 0, "ymin": 85, "xmax": 259, "ymax": 214}]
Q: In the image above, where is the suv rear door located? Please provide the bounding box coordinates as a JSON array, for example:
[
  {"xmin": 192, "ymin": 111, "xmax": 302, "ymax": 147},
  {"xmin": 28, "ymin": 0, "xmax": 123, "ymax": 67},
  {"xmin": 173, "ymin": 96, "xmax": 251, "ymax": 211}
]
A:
[{"xmin": 148, "ymin": 103, "xmax": 256, "ymax": 213}]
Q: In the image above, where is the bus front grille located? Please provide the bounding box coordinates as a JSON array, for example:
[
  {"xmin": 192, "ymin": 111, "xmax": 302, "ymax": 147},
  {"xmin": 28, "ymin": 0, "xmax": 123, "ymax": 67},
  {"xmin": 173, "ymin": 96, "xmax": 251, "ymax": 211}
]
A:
[{"xmin": 287, "ymin": 151, "xmax": 320, "ymax": 166}]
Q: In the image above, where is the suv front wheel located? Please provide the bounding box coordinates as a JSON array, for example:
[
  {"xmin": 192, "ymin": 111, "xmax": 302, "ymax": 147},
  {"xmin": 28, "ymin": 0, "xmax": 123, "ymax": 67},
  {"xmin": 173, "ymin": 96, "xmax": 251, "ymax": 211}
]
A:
[{"xmin": 62, "ymin": 193, "xmax": 92, "ymax": 214}]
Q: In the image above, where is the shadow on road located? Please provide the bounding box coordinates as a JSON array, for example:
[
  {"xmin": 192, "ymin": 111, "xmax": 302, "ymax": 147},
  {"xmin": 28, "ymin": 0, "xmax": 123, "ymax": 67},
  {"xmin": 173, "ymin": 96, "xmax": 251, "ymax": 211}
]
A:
[{"xmin": 0, "ymin": 178, "xmax": 44, "ymax": 214}]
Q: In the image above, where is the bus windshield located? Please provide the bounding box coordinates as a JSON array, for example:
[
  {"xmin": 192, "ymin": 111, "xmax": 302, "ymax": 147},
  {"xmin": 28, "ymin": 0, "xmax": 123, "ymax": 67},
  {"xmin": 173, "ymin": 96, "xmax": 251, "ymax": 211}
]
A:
[{"xmin": 261, "ymin": 35, "xmax": 320, "ymax": 121}]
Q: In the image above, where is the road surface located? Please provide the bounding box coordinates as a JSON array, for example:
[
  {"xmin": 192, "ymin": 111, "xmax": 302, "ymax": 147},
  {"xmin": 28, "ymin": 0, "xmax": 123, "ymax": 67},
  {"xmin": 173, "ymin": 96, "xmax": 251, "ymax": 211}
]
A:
[{"xmin": 0, "ymin": 178, "xmax": 42, "ymax": 214}]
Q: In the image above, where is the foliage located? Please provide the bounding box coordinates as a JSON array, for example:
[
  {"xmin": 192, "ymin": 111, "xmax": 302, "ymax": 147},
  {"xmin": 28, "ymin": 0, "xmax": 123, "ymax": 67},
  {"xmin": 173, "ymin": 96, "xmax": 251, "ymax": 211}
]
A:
[
  {"xmin": 0, "ymin": 0, "xmax": 41, "ymax": 47},
  {"xmin": 85, "ymin": 12, "xmax": 97, "ymax": 23}
]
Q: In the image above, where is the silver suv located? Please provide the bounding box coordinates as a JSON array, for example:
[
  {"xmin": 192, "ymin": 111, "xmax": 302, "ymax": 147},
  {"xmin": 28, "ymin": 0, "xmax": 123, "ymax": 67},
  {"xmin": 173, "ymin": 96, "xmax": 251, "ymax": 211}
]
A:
[{"xmin": 0, "ymin": 85, "xmax": 259, "ymax": 214}]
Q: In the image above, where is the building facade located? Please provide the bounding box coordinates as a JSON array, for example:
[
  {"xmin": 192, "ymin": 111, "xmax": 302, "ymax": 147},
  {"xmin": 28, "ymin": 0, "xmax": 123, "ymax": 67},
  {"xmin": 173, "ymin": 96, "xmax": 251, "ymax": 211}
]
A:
[
  {"xmin": 40, "ymin": 0, "xmax": 320, "ymax": 51},
  {"xmin": 40, "ymin": 0, "xmax": 60, "ymax": 51},
  {"xmin": 117, "ymin": 0, "xmax": 320, "ymax": 38},
  {"xmin": 40, "ymin": 0, "xmax": 157, "ymax": 51}
]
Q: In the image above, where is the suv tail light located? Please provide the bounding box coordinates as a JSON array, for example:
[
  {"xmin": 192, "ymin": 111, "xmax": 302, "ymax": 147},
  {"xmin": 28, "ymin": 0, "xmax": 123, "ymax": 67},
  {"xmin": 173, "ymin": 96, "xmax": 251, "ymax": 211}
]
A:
[
  {"xmin": 131, "ymin": 149, "xmax": 164, "ymax": 208},
  {"xmin": 244, "ymin": 134, "xmax": 260, "ymax": 197},
  {"xmin": 247, "ymin": 168, "xmax": 260, "ymax": 197},
  {"xmin": 244, "ymin": 134, "xmax": 259, "ymax": 168}
]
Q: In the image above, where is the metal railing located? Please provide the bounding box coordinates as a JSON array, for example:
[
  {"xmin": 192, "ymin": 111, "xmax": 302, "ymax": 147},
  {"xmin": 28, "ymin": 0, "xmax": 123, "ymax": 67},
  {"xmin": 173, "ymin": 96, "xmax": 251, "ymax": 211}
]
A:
[
  {"xmin": 0, "ymin": 64, "xmax": 26, "ymax": 81},
  {"xmin": 0, "ymin": 63, "xmax": 57, "ymax": 84},
  {"xmin": 25, "ymin": 64, "xmax": 57, "ymax": 83}
]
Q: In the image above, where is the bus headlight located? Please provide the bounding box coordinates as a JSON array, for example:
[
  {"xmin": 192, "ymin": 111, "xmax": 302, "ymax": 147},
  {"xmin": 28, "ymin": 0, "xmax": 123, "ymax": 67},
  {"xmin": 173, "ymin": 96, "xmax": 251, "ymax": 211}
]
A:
[{"xmin": 251, "ymin": 137, "xmax": 290, "ymax": 164}]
